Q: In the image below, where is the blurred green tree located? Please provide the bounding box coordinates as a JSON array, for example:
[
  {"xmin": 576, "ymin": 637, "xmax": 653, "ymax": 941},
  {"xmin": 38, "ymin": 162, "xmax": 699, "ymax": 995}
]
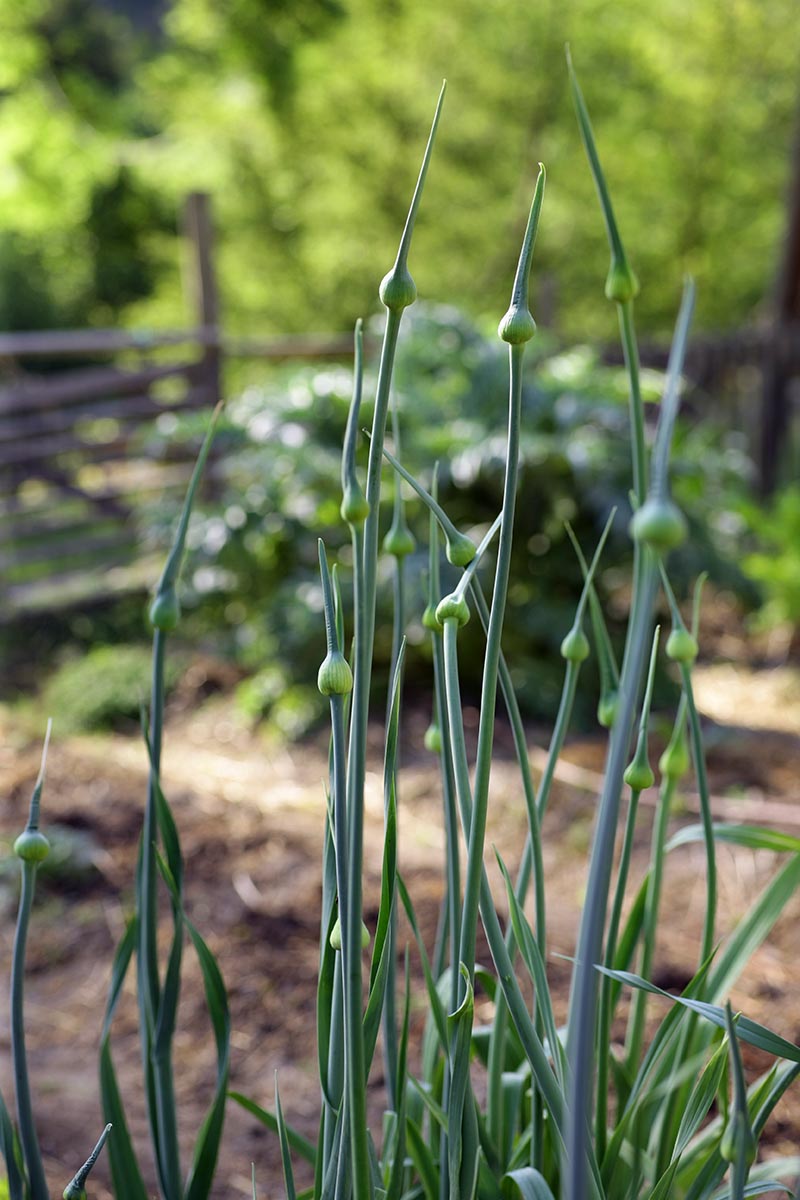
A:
[{"xmin": 0, "ymin": 0, "xmax": 797, "ymax": 338}]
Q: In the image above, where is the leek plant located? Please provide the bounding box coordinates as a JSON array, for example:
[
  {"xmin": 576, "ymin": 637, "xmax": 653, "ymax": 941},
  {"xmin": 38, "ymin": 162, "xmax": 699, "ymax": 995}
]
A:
[
  {"xmin": 244, "ymin": 57, "xmax": 800, "ymax": 1200},
  {"xmin": 2, "ymin": 723, "xmax": 112, "ymax": 1200},
  {"xmin": 4, "ymin": 53, "xmax": 800, "ymax": 1200},
  {"xmin": 100, "ymin": 402, "xmax": 231, "ymax": 1200}
]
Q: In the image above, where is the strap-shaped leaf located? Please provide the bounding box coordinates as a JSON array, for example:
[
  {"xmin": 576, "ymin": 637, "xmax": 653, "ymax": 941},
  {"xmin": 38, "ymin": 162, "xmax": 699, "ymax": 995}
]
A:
[
  {"xmin": 316, "ymin": 897, "xmax": 341, "ymax": 1111},
  {"xmin": 274, "ymin": 1077, "xmax": 297, "ymax": 1200},
  {"xmin": 502, "ymin": 1167, "xmax": 557, "ymax": 1200},
  {"xmin": 672, "ymin": 1038, "xmax": 728, "ymax": 1160},
  {"xmin": 100, "ymin": 917, "xmax": 150, "ymax": 1200},
  {"xmin": 668, "ymin": 823, "xmax": 800, "ymax": 856},
  {"xmin": 227, "ymin": 1094, "xmax": 317, "ymax": 1167},
  {"xmin": 405, "ymin": 1115, "xmax": 439, "ymax": 1200},
  {"xmin": 447, "ymin": 964, "xmax": 475, "ymax": 1200},
  {"xmin": 495, "ymin": 851, "xmax": 564, "ymax": 1084},
  {"xmin": 599, "ymin": 966, "xmax": 800, "ymax": 1063},
  {"xmin": 183, "ymin": 919, "xmax": 231, "ymax": 1200},
  {"xmin": 0, "ymin": 1089, "xmax": 25, "ymax": 1200},
  {"xmin": 397, "ymin": 874, "xmax": 448, "ymax": 1051},
  {"xmin": 384, "ymin": 956, "xmax": 410, "ymax": 1200}
]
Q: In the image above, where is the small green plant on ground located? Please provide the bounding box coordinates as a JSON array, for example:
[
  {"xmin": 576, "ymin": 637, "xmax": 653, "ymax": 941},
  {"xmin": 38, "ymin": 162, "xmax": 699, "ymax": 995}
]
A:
[{"xmin": 37, "ymin": 644, "xmax": 183, "ymax": 735}]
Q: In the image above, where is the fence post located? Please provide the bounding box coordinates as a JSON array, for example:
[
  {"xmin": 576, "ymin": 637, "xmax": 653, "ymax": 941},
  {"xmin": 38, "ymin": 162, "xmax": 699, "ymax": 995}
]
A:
[{"xmin": 184, "ymin": 191, "xmax": 221, "ymax": 408}]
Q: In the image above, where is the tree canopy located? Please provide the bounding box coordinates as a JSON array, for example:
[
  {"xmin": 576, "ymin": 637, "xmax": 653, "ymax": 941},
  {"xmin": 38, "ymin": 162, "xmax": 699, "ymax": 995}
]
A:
[{"xmin": 0, "ymin": 0, "xmax": 797, "ymax": 339}]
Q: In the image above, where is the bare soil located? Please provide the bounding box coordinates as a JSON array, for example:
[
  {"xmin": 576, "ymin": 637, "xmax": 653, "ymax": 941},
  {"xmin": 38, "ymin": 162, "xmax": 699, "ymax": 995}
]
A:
[{"xmin": 2, "ymin": 660, "xmax": 800, "ymax": 1199}]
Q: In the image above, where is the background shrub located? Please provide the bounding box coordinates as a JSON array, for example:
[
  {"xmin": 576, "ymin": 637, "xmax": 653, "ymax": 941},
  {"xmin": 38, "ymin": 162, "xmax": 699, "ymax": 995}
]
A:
[
  {"xmin": 38, "ymin": 643, "xmax": 183, "ymax": 734},
  {"xmin": 139, "ymin": 306, "xmax": 757, "ymax": 734}
]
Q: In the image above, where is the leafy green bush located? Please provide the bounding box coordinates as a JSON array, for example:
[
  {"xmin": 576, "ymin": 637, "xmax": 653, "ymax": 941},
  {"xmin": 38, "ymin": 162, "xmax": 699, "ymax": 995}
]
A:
[
  {"xmin": 141, "ymin": 306, "xmax": 755, "ymax": 734},
  {"xmin": 741, "ymin": 484, "xmax": 800, "ymax": 628},
  {"xmin": 38, "ymin": 644, "xmax": 182, "ymax": 734}
]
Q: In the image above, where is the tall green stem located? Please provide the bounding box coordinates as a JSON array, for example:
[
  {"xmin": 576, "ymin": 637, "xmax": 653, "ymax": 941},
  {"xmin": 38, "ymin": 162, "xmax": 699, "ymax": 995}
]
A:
[
  {"xmin": 456, "ymin": 342, "xmax": 524, "ymax": 993},
  {"xmin": 618, "ymin": 301, "xmax": 647, "ymax": 506},
  {"xmin": 564, "ymin": 557, "xmax": 658, "ymax": 1200},
  {"xmin": 11, "ymin": 865, "xmax": 48, "ymax": 1200}
]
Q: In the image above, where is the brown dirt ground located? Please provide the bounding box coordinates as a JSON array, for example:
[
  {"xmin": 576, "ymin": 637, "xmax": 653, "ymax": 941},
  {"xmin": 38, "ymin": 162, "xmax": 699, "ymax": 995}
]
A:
[{"xmin": 2, "ymin": 659, "xmax": 800, "ymax": 1199}]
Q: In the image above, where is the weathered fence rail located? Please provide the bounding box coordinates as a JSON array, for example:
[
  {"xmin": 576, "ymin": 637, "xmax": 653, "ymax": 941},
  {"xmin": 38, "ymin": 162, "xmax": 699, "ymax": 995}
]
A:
[{"xmin": 0, "ymin": 193, "xmax": 367, "ymax": 619}]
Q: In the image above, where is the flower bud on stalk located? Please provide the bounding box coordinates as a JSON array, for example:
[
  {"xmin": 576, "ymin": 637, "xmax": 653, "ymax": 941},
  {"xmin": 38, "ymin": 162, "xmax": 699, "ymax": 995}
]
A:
[
  {"xmin": 340, "ymin": 482, "xmax": 370, "ymax": 527},
  {"xmin": 149, "ymin": 586, "xmax": 181, "ymax": 633},
  {"xmin": 629, "ymin": 496, "xmax": 687, "ymax": 553},
  {"xmin": 14, "ymin": 830, "xmax": 50, "ymax": 864},
  {"xmin": 659, "ymin": 732, "xmax": 690, "ymax": 782},
  {"xmin": 445, "ymin": 530, "xmax": 477, "ymax": 567},
  {"xmin": 330, "ymin": 916, "xmax": 370, "ymax": 951},
  {"xmin": 424, "ymin": 721, "xmax": 442, "ymax": 754},
  {"xmin": 605, "ymin": 255, "xmax": 640, "ymax": 305},
  {"xmin": 597, "ymin": 689, "xmax": 619, "ymax": 729},
  {"xmin": 623, "ymin": 749, "xmax": 654, "ymax": 793},
  {"xmin": 422, "ymin": 603, "xmax": 443, "ymax": 634},
  {"xmin": 317, "ymin": 650, "xmax": 353, "ymax": 697},
  {"xmin": 666, "ymin": 626, "xmax": 698, "ymax": 664},
  {"xmin": 383, "ymin": 517, "xmax": 416, "ymax": 559},
  {"xmin": 435, "ymin": 592, "xmax": 470, "ymax": 628},
  {"xmin": 560, "ymin": 625, "xmax": 590, "ymax": 664}
]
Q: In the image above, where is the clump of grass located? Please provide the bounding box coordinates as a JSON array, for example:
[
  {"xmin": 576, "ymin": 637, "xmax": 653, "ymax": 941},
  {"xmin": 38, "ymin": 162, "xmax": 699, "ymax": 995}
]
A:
[{"xmin": 37, "ymin": 644, "xmax": 183, "ymax": 734}]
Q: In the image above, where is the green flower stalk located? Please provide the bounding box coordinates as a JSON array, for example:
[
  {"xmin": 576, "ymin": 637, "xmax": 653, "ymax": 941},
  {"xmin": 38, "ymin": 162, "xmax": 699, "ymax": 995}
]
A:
[
  {"xmin": 11, "ymin": 722, "xmax": 52, "ymax": 1200},
  {"xmin": 721, "ymin": 1003, "xmax": 757, "ymax": 1200},
  {"xmin": 595, "ymin": 629, "xmax": 658, "ymax": 1154},
  {"xmin": 567, "ymin": 46, "xmax": 645, "ymax": 505},
  {"xmin": 565, "ymin": 280, "xmax": 696, "ymax": 1200},
  {"xmin": 340, "ymin": 320, "xmax": 370, "ymax": 529},
  {"xmin": 343, "ymin": 85, "xmax": 445, "ymax": 1200},
  {"xmin": 457, "ymin": 161, "xmax": 545, "ymax": 992},
  {"xmin": 378, "ymin": 442, "xmax": 476, "ymax": 566},
  {"xmin": 629, "ymin": 280, "xmax": 696, "ymax": 556}
]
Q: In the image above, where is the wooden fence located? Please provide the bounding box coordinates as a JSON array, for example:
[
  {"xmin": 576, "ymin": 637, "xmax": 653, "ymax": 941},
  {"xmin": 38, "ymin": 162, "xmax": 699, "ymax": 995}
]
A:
[{"xmin": 0, "ymin": 193, "xmax": 355, "ymax": 618}]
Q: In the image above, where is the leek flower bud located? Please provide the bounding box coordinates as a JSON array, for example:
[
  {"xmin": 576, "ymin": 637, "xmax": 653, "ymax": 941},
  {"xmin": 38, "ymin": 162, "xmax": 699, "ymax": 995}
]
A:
[
  {"xmin": 666, "ymin": 627, "xmax": 698, "ymax": 664},
  {"xmin": 14, "ymin": 830, "xmax": 50, "ymax": 864},
  {"xmin": 383, "ymin": 519, "xmax": 416, "ymax": 559},
  {"xmin": 149, "ymin": 587, "xmax": 180, "ymax": 633},
  {"xmin": 422, "ymin": 604, "xmax": 443, "ymax": 633},
  {"xmin": 605, "ymin": 256, "xmax": 640, "ymax": 305},
  {"xmin": 435, "ymin": 592, "xmax": 470, "ymax": 628},
  {"xmin": 561, "ymin": 626, "xmax": 590, "ymax": 663},
  {"xmin": 317, "ymin": 651, "xmax": 353, "ymax": 697},
  {"xmin": 629, "ymin": 497, "xmax": 687, "ymax": 553},
  {"xmin": 330, "ymin": 916, "xmax": 370, "ymax": 951},
  {"xmin": 498, "ymin": 305, "xmax": 536, "ymax": 345},
  {"xmin": 624, "ymin": 744, "xmax": 654, "ymax": 792},
  {"xmin": 340, "ymin": 482, "xmax": 370, "ymax": 527},
  {"xmin": 379, "ymin": 265, "xmax": 417, "ymax": 312},
  {"xmin": 424, "ymin": 722, "xmax": 442, "ymax": 753},
  {"xmin": 719, "ymin": 1109, "xmax": 757, "ymax": 1169},
  {"xmin": 445, "ymin": 531, "xmax": 477, "ymax": 567},
  {"xmin": 659, "ymin": 734, "xmax": 690, "ymax": 782},
  {"xmin": 597, "ymin": 690, "xmax": 619, "ymax": 728}
]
